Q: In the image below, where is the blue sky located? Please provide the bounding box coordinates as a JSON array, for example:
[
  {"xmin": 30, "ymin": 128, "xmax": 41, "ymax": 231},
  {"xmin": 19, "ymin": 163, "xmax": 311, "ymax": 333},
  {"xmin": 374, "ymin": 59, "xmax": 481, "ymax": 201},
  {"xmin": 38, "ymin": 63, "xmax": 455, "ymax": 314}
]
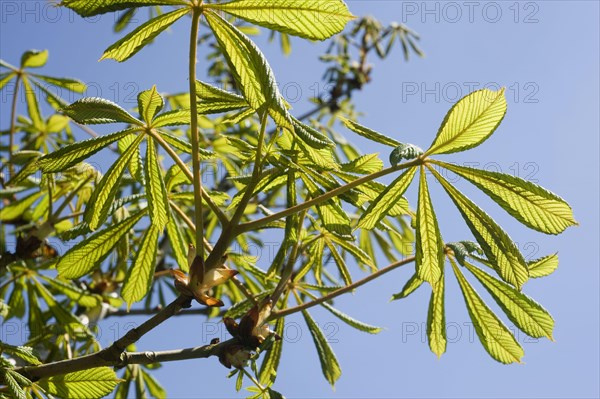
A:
[{"xmin": 1, "ymin": 1, "xmax": 598, "ymax": 398}]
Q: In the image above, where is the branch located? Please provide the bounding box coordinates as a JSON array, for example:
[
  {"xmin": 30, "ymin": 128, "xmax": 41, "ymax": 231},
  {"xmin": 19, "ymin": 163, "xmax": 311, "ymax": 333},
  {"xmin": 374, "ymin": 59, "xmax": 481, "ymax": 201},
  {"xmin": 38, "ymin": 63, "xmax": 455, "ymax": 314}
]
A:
[
  {"xmin": 269, "ymin": 255, "xmax": 416, "ymax": 320},
  {"xmin": 238, "ymin": 158, "xmax": 423, "ymax": 233},
  {"xmin": 117, "ymin": 340, "xmax": 233, "ymax": 367},
  {"xmin": 15, "ymin": 295, "xmax": 192, "ymax": 381}
]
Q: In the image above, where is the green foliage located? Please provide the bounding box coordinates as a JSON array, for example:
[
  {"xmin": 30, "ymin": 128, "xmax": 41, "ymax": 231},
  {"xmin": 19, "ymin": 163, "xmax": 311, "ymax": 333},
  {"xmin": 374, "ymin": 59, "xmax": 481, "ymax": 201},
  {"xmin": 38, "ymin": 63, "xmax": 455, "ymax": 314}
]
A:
[{"xmin": 0, "ymin": 1, "xmax": 576, "ymax": 398}]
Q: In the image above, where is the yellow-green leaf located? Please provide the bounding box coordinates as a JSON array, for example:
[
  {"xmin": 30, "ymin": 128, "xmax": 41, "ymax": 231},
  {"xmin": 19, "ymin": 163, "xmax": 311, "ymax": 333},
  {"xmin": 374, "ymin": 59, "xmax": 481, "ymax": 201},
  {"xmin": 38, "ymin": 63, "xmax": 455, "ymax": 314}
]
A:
[
  {"xmin": 204, "ymin": 10, "xmax": 292, "ymax": 131},
  {"xmin": 358, "ymin": 166, "xmax": 417, "ymax": 230},
  {"xmin": 57, "ymin": 211, "xmax": 145, "ymax": 279},
  {"xmin": 207, "ymin": 0, "xmax": 354, "ymax": 40},
  {"xmin": 165, "ymin": 215, "xmax": 189, "ymax": 272},
  {"xmin": 451, "ymin": 260, "xmax": 524, "ymax": 364},
  {"xmin": 391, "ymin": 273, "xmax": 423, "ymax": 300},
  {"xmin": 59, "ymin": 0, "xmax": 187, "ymax": 17},
  {"xmin": 430, "ymin": 167, "xmax": 529, "ymax": 289},
  {"xmin": 38, "ymin": 367, "xmax": 120, "ymax": 399},
  {"xmin": 21, "ymin": 49, "xmax": 48, "ymax": 68},
  {"xmin": 138, "ymin": 85, "xmax": 164, "ymax": 123},
  {"xmin": 38, "ymin": 128, "xmax": 137, "ymax": 172},
  {"xmin": 122, "ymin": 224, "xmax": 160, "ymax": 306},
  {"xmin": 258, "ymin": 317, "xmax": 285, "ymax": 386},
  {"xmin": 302, "ymin": 310, "xmax": 342, "ymax": 386},
  {"xmin": 145, "ymin": 138, "xmax": 169, "ymax": 229},
  {"xmin": 101, "ymin": 7, "xmax": 190, "ymax": 62},
  {"xmin": 528, "ymin": 253, "xmax": 559, "ymax": 278},
  {"xmin": 464, "ymin": 261, "xmax": 554, "ymax": 339},
  {"xmin": 340, "ymin": 117, "xmax": 401, "ymax": 147},
  {"xmin": 22, "ymin": 78, "xmax": 43, "ymax": 128},
  {"xmin": 196, "ymin": 80, "xmax": 249, "ymax": 114},
  {"xmin": 416, "ymin": 167, "xmax": 444, "ymax": 284},
  {"xmin": 433, "ymin": 161, "xmax": 577, "ymax": 234},
  {"xmin": 427, "ymin": 278, "xmax": 446, "ymax": 357},
  {"xmin": 426, "ymin": 88, "xmax": 507, "ymax": 156},
  {"xmin": 62, "ymin": 97, "xmax": 142, "ymax": 125},
  {"xmin": 85, "ymin": 134, "xmax": 144, "ymax": 230}
]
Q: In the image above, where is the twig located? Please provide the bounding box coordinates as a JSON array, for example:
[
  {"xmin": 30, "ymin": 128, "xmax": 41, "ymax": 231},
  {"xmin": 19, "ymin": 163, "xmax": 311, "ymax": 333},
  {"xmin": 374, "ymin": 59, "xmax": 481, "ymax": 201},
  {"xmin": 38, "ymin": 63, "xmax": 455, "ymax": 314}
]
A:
[{"xmin": 269, "ymin": 256, "xmax": 416, "ymax": 320}]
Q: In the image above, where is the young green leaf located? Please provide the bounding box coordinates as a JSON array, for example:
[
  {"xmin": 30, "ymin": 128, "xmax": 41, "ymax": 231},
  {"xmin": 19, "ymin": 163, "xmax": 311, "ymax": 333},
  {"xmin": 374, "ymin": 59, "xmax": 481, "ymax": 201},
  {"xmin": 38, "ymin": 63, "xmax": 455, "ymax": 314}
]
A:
[
  {"xmin": 20, "ymin": 49, "xmax": 48, "ymax": 68},
  {"xmin": 138, "ymin": 85, "xmax": 164, "ymax": 123},
  {"xmin": 145, "ymin": 138, "xmax": 169, "ymax": 229},
  {"xmin": 415, "ymin": 168, "xmax": 444, "ymax": 285},
  {"xmin": 122, "ymin": 224, "xmax": 160, "ymax": 307},
  {"xmin": 204, "ymin": 10, "xmax": 292, "ymax": 131},
  {"xmin": 339, "ymin": 117, "xmax": 401, "ymax": 147},
  {"xmin": 427, "ymin": 278, "xmax": 446, "ymax": 357},
  {"xmin": 340, "ymin": 153, "xmax": 384, "ymax": 175},
  {"xmin": 1, "ymin": 369, "xmax": 27, "ymax": 399},
  {"xmin": 0, "ymin": 191, "xmax": 42, "ymax": 221},
  {"xmin": 302, "ymin": 310, "xmax": 342, "ymax": 386},
  {"xmin": 62, "ymin": 97, "xmax": 142, "ymax": 125},
  {"xmin": 451, "ymin": 260, "xmax": 524, "ymax": 364},
  {"xmin": 358, "ymin": 166, "xmax": 417, "ymax": 230},
  {"xmin": 433, "ymin": 161, "xmax": 577, "ymax": 234},
  {"xmin": 320, "ymin": 301, "xmax": 382, "ymax": 334},
  {"xmin": 391, "ymin": 273, "xmax": 424, "ymax": 300},
  {"xmin": 40, "ymin": 275, "xmax": 103, "ymax": 308},
  {"xmin": 152, "ymin": 109, "xmax": 191, "ymax": 127},
  {"xmin": 60, "ymin": 0, "xmax": 188, "ymax": 17},
  {"xmin": 38, "ymin": 128, "xmax": 137, "ymax": 172},
  {"xmin": 32, "ymin": 74, "xmax": 87, "ymax": 93},
  {"xmin": 292, "ymin": 117, "xmax": 335, "ymax": 149},
  {"xmin": 0, "ymin": 343, "xmax": 41, "ymax": 365},
  {"xmin": 528, "ymin": 253, "xmax": 559, "ymax": 278},
  {"xmin": 85, "ymin": 134, "xmax": 145, "ymax": 230},
  {"xmin": 141, "ymin": 368, "xmax": 167, "ymax": 399},
  {"xmin": 22, "ymin": 78, "xmax": 43, "ymax": 128},
  {"xmin": 101, "ymin": 7, "xmax": 190, "ymax": 62},
  {"xmin": 464, "ymin": 261, "xmax": 554, "ymax": 339},
  {"xmin": 57, "ymin": 210, "xmax": 145, "ymax": 279},
  {"xmin": 38, "ymin": 367, "xmax": 121, "ymax": 399},
  {"xmin": 206, "ymin": 0, "xmax": 354, "ymax": 40},
  {"xmin": 196, "ymin": 80, "xmax": 250, "ymax": 114},
  {"xmin": 430, "ymin": 167, "xmax": 529, "ymax": 289},
  {"xmin": 426, "ymin": 88, "xmax": 507, "ymax": 156},
  {"xmin": 390, "ymin": 143, "xmax": 423, "ymax": 165},
  {"xmin": 259, "ymin": 318, "xmax": 285, "ymax": 386},
  {"xmin": 165, "ymin": 216, "xmax": 189, "ymax": 272}
]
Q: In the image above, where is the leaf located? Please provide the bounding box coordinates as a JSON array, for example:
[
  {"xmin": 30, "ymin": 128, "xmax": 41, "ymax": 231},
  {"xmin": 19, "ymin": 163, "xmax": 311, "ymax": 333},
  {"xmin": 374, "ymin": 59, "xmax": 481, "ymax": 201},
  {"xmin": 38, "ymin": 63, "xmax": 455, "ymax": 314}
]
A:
[
  {"xmin": 391, "ymin": 273, "xmax": 423, "ymax": 300},
  {"xmin": 138, "ymin": 85, "xmax": 164, "ymax": 122},
  {"xmin": 141, "ymin": 369, "xmax": 167, "ymax": 399},
  {"xmin": 145, "ymin": 138, "xmax": 169, "ymax": 229},
  {"xmin": 57, "ymin": 210, "xmax": 145, "ymax": 279},
  {"xmin": 196, "ymin": 80, "xmax": 249, "ymax": 114},
  {"xmin": 427, "ymin": 278, "xmax": 446, "ymax": 357},
  {"xmin": 38, "ymin": 128, "xmax": 137, "ymax": 172},
  {"xmin": 340, "ymin": 153, "xmax": 383, "ymax": 175},
  {"xmin": 302, "ymin": 310, "xmax": 341, "ymax": 386},
  {"xmin": 38, "ymin": 367, "xmax": 121, "ymax": 399},
  {"xmin": 389, "ymin": 143, "xmax": 423, "ymax": 165},
  {"xmin": 0, "ymin": 191, "xmax": 42, "ymax": 221},
  {"xmin": 157, "ymin": 130, "xmax": 216, "ymax": 159},
  {"xmin": 122, "ymin": 225, "xmax": 160, "ymax": 307},
  {"xmin": 85, "ymin": 134, "xmax": 144, "ymax": 230},
  {"xmin": 357, "ymin": 166, "xmax": 417, "ymax": 230},
  {"xmin": 292, "ymin": 117, "xmax": 335, "ymax": 149},
  {"xmin": 415, "ymin": 168, "xmax": 444, "ymax": 285},
  {"xmin": 1, "ymin": 369, "xmax": 27, "ymax": 399},
  {"xmin": 22, "ymin": 78, "xmax": 43, "ymax": 128},
  {"xmin": 320, "ymin": 302, "xmax": 382, "ymax": 334},
  {"xmin": 101, "ymin": 7, "xmax": 190, "ymax": 62},
  {"xmin": 40, "ymin": 275, "xmax": 103, "ymax": 308},
  {"xmin": 528, "ymin": 253, "xmax": 559, "ymax": 278},
  {"xmin": 426, "ymin": 88, "xmax": 507, "ymax": 156},
  {"xmin": 259, "ymin": 318, "xmax": 284, "ymax": 386},
  {"xmin": 339, "ymin": 117, "xmax": 401, "ymax": 147},
  {"xmin": 152, "ymin": 109, "xmax": 191, "ymax": 127},
  {"xmin": 464, "ymin": 261, "xmax": 554, "ymax": 339},
  {"xmin": 165, "ymin": 216, "xmax": 189, "ymax": 272},
  {"xmin": 0, "ymin": 343, "xmax": 41, "ymax": 365},
  {"xmin": 33, "ymin": 74, "xmax": 87, "ymax": 93},
  {"xmin": 430, "ymin": 167, "xmax": 529, "ymax": 289},
  {"xmin": 59, "ymin": 0, "xmax": 187, "ymax": 17},
  {"xmin": 433, "ymin": 161, "xmax": 577, "ymax": 234},
  {"xmin": 62, "ymin": 97, "xmax": 142, "ymax": 125},
  {"xmin": 204, "ymin": 10, "xmax": 292, "ymax": 131},
  {"xmin": 207, "ymin": 0, "xmax": 354, "ymax": 40},
  {"xmin": 451, "ymin": 260, "xmax": 524, "ymax": 364},
  {"xmin": 21, "ymin": 49, "xmax": 48, "ymax": 68}
]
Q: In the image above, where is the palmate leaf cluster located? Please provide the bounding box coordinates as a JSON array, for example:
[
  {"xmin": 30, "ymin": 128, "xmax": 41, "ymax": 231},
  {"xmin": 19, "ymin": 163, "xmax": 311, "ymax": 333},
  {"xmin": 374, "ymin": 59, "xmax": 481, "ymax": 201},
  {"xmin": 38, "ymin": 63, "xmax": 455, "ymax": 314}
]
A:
[{"xmin": 0, "ymin": 1, "xmax": 576, "ymax": 398}]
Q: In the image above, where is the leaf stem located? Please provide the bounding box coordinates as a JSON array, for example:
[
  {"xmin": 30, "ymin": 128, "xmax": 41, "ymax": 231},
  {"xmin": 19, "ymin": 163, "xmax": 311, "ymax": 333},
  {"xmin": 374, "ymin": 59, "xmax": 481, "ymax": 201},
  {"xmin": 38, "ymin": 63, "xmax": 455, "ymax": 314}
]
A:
[
  {"xmin": 8, "ymin": 73, "xmax": 22, "ymax": 178},
  {"xmin": 239, "ymin": 157, "xmax": 423, "ymax": 233},
  {"xmin": 189, "ymin": 7, "xmax": 204, "ymax": 259},
  {"xmin": 269, "ymin": 255, "xmax": 416, "ymax": 320}
]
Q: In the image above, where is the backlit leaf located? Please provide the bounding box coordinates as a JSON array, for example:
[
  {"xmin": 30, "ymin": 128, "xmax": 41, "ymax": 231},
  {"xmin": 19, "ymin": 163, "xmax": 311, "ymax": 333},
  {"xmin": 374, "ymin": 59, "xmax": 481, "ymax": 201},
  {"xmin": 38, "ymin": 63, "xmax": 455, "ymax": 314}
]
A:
[
  {"xmin": 340, "ymin": 117, "xmax": 401, "ymax": 147},
  {"xmin": 145, "ymin": 137, "xmax": 169, "ymax": 229},
  {"xmin": 528, "ymin": 253, "xmax": 559, "ymax": 278},
  {"xmin": 427, "ymin": 278, "xmax": 446, "ymax": 357},
  {"xmin": 122, "ymin": 224, "xmax": 160, "ymax": 306},
  {"xmin": 60, "ymin": 0, "xmax": 187, "ymax": 17},
  {"xmin": 62, "ymin": 97, "xmax": 142, "ymax": 125},
  {"xmin": 38, "ymin": 367, "xmax": 120, "ymax": 399},
  {"xmin": 302, "ymin": 310, "xmax": 342, "ymax": 386}
]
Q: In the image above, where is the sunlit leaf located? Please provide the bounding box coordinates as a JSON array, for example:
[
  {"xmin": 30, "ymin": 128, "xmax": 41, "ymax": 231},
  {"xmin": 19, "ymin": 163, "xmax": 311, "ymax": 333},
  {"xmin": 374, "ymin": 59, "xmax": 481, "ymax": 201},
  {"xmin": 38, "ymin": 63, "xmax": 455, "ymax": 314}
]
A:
[
  {"xmin": 57, "ymin": 210, "xmax": 145, "ymax": 279},
  {"xmin": 122, "ymin": 224, "xmax": 160, "ymax": 306},
  {"xmin": 259, "ymin": 318, "xmax": 284, "ymax": 385},
  {"xmin": 433, "ymin": 161, "xmax": 577, "ymax": 234},
  {"xmin": 302, "ymin": 310, "xmax": 341, "ymax": 386},
  {"xmin": 145, "ymin": 137, "xmax": 169, "ymax": 229},
  {"xmin": 528, "ymin": 253, "xmax": 559, "ymax": 278},
  {"xmin": 340, "ymin": 117, "xmax": 401, "ymax": 147},
  {"xmin": 62, "ymin": 97, "xmax": 142, "ymax": 125},
  {"xmin": 207, "ymin": 0, "xmax": 354, "ymax": 40},
  {"xmin": 101, "ymin": 7, "xmax": 190, "ymax": 62},
  {"xmin": 426, "ymin": 88, "xmax": 507, "ymax": 155},
  {"xmin": 59, "ymin": 0, "xmax": 187, "ymax": 17},
  {"xmin": 138, "ymin": 85, "xmax": 164, "ymax": 122},
  {"xmin": 427, "ymin": 278, "xmax": 446, "ymax": 357},
  {"xmin": 391, "ymin": 273, "xmax": 423, "ymax": 300},
  {"xmin": 21, "ymin": 49, "xmax": 48, "ymax": 68},
  {"xmin": 451, "ymin": 259, "xmax": 524, "ymax": 364},
  {"xmin": 38, "ymin": 367, "xmax": 120, "ymax": 399}
]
